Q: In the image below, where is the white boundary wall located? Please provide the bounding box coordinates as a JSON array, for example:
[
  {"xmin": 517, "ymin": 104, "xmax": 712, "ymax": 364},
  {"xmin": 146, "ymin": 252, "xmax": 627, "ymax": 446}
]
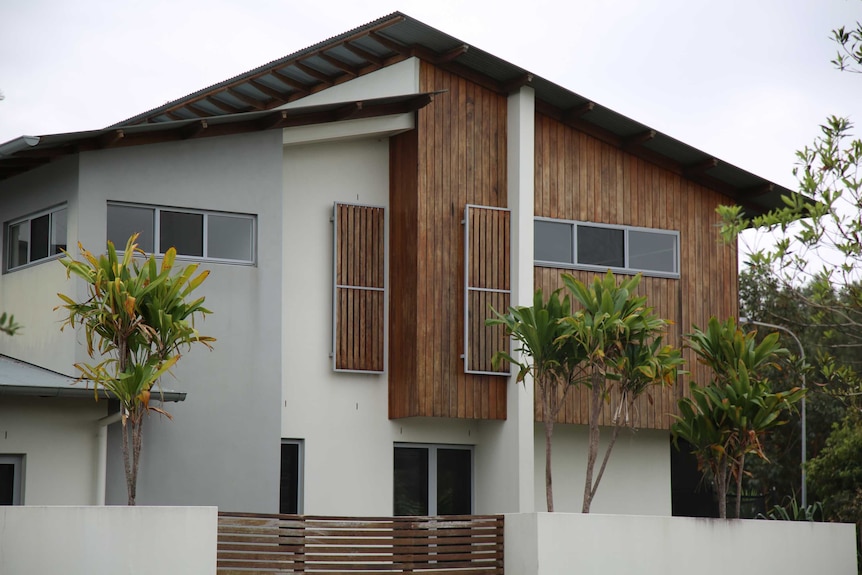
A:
[
  {"xmin": 505, "ymin": 512, "xmax": 857, "ymax": 575},
  {"xmin": 0, "ymin": 506, "xmax": 217, "ymax": 575}
]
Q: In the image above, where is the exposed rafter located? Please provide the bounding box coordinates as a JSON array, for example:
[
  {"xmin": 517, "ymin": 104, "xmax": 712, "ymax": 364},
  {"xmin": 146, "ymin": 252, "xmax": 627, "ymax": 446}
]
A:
[
  {"xmin": 684, "ymin": 157, "xmax": 719, "ymax": 176},
  {"xmin": 294, "ymin": 61, "xmax": 337, "ymax": 85},
  {"xmin": 227, "ymin": 88, "xmax": 267, "ymax": 110},
  {"xmin": 622, "ymin": 130, "xmax": 656, "ymax": 151},
  {"xmin": 317, "ymin": 53, "xmax": 359, "ymax": 77}
]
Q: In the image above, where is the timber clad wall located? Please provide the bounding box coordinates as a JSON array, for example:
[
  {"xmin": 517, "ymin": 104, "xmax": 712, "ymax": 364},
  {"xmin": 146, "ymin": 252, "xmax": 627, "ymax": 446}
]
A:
[
  {"xmin": 533, "ymin": 113, "xmax": 738, "ymax": 430},
  {"xmin": 388, "ymin": 62, "xmax": 508, "ymax": 420}
]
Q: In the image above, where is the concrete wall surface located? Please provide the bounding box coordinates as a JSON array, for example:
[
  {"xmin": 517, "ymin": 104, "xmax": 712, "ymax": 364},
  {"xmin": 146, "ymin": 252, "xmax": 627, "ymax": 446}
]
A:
[
  {"xmin": 505, "ymin": 512, "xmax": 858, "ymax": 575},
  {"xmin": 0, "ymin": 506, "xmax": 217, "ymax": 575}
]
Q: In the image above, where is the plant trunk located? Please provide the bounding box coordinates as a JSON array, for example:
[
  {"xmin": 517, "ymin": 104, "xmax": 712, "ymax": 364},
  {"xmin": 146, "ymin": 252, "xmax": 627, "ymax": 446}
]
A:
[
  {"xmin": 122, "ymin": 410, "xmax": 144, "ymax": 506},
  {"xmin": 582, "ymin": 372, "xmax": 604, "ymax": 513},
  {"xmin": 716, "ymin": 458, "xmax": 728, "ymax": 519},
  {"xmin": 734, "ymin": 453, "xmax": 745, "ymax": 519},
  {"xmin": 544, "ymin": 417, "xmax": 554, "ymax": 512},
  {"xmin": 121, "ymin": 411, "xmax": 134, "ymax": 505},
  {"xmin": 587, "ymin": 423, "xmax": 623, "ymax": 508}
]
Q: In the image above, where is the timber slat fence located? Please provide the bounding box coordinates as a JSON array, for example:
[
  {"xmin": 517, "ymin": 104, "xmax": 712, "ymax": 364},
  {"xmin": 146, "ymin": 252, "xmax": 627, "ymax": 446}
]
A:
[{"xmin": 217, "ymin": 512, "xmax": 504, "ymax": 574}]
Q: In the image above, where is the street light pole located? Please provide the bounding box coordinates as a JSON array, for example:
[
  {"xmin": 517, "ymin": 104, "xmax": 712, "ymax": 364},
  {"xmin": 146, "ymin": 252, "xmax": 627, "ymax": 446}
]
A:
[{"xmin": 739, "ymin": 317, "xmax": 807, "ymax": 508}]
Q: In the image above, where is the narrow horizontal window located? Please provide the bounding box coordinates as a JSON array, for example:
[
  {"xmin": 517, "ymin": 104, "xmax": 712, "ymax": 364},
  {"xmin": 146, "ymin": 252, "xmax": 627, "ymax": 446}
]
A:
[
  {"xmin": 107, "ymin": 202, "xmax": 255, "ymax": 264},
  {"xmin": 5, "ymin": 206, "xmax": 67, "ymax": 271},
  {"xmin": 534, "ymin": 218, "xmax": 679, "ymax": 278}
]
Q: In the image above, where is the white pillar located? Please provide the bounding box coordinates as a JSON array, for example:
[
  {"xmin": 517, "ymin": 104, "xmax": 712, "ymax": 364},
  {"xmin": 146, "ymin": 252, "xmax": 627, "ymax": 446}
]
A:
[{"xmin": 507, "ymin": 86, "xmax": 536, "ymax": 512}]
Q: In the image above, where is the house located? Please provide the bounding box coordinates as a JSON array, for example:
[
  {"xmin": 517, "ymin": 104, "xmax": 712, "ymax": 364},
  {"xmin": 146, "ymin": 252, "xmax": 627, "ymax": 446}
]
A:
[{"xmin": 0, "ymin": 12, "xmax": 793, "ymax": 515}]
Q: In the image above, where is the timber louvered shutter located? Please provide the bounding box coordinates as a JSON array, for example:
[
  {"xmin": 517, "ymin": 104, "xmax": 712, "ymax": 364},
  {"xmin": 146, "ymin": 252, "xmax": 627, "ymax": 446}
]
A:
[
  {"xmin": 464, "ymin": 205, "xmax": 511, "ymax": 375},
  {"xmin": 332, "ymin": 203, "xmax": 385, "ymax": 373}
]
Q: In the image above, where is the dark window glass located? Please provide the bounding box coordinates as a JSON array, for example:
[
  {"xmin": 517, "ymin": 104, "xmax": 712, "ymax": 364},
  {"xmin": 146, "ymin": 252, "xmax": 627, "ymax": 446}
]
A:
[
  {"xmin": 394, "ymin": 447, "xmax": 429, "ymax": 516},
  {"xmin": 51, "ymin": 209, "xmax": 67, "ymax": 255},
  {"xmin": 8, "ymin": 221, "xmax": 29, "ymax": 268},
  {"xmin": 0, "ymin": 463, "xmax": 14, "ymax": 505},
  {"xmin": 437, "ymin": 449, "xmax": 472, "ymax": 515},
  {"xmin": 535, "ymin": 220, "xmax": 573, "ymax": 264},
  {"xmin": 279, "ymin": 442, "xmax": 300, "ymax": 514},
  {"xmin": 108, "ymin": 205, "xmax": 154, "ymax": 252},
  {"xmin": 160, "ymin": 211, "xmax": 203, "ymax": 257},
  {"xmin": 208, "ymin": 215, "xmax": 253, "ymax": 261},
  {"xmin": 30, "ymin": 215, "xmax": 49, "ymax": 261},
  {"xmin": 629, "ymin": 230, "xmax": 677, "ymax": 273},
  {"xmin": 578, "ymin": 225, "xmax": 624, "ymax": 268}
]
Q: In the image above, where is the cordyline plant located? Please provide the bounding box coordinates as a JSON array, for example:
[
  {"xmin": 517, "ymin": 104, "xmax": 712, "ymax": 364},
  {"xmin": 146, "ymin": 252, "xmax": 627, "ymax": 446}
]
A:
[
  {"xmin": 672, "ymin": 317, "xmax": 804, "ymax": 518},
  {"xmin": 488, "ymin": 288, "xmax": 585, "ymax": 512},
  {"xmin": 57, "ymin": 234, "xmax": 214, "ymax": 505},
  {"xmin": 561, "ymin": 272, "xmax": 682, "ymax": 513},
  {"xmin": 0, "ymin": 312, "xmax": 21, "ymax": 336},
  {"xmin": 489, "ymin": 271, "xmax": 681, "ymax": 512}
]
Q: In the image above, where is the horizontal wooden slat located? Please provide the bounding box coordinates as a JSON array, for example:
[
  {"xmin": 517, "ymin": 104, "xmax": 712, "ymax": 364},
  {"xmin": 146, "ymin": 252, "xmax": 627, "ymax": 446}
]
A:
[{"xmin": 217, "ymin": 513, "xmax": 504, "ymax": 574}]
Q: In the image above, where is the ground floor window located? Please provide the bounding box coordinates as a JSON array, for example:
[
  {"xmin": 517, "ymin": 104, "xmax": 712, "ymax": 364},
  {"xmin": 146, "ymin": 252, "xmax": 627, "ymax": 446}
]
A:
[
  {"xmin": 280, "ymin": 440, "xmax": 303, "ymax": 514},
  {"xmin": 0, "ymin": 455, "xmax": 23, "ymax": 505},
  {"xmin": 393, "ymin": 444, "xmax": 472, "ymax": 516}
]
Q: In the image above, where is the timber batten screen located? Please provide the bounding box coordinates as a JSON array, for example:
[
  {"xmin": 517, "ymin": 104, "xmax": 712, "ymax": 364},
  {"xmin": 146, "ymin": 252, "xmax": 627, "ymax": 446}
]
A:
[
  {"xmin": 464, "ymin": 205, "xmax": 511, "ymax": 375},
  {"xmin": 332, "ymin": 202, "xmax": 385, "ymax": 373}
]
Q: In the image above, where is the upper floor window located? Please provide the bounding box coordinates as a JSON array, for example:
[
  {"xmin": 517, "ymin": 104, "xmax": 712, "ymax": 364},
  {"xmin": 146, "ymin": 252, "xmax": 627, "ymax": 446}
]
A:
[
  {"xmin": 535, "ymin": 218, "xmax": 679, "ymax": 278},
  {"xmin": 5, "ymin": 206, "xmax": 67, "ymax": 271},
  {"xmin": 107, "ymin": 202, "xmax": 255, "ymax": 264}
]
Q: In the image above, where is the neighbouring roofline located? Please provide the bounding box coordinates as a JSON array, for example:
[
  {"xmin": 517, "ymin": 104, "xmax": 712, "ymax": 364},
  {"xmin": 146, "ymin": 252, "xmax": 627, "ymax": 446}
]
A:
[
  {"xmin": 0, "ymin": 92, "xmax": 436, "ymax": 182},
  {"xmin": 1, "ymin": 12, "xmax": 799, "ymax": 216},
  {"xmin": 0, "ymin": 354, "xmax": 187, "ymax": 402}
]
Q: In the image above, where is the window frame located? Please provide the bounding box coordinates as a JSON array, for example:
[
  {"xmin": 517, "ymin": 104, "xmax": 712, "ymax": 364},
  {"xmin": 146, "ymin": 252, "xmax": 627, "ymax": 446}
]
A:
[
  {"xmin": 107, "ymin": 201, "xmax": 257, "ymax": 265},
  {"xmin": 4, "ymin": 205, "xmax": 68, "ymax": 272},
  {"xmin": 534, "ymin": 217, "xmax": 680, "ymax": 278},
  {"xmin": 0, "ymin": 454, "xmax": 25, "ymax": 505},
  {"xmin": 279, "ymin": 439, "xmax": 303, "ymax": 515},
  {"xmin": 393, "ymin": 443, "xmax": 474, "ymax": 516}
]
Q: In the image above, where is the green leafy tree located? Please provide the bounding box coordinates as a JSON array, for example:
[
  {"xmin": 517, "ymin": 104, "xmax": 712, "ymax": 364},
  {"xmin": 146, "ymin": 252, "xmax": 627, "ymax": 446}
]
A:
[
  {"xmin": 718, "ymin": 14, "xmax": 862, "ymax": 364},
  {"xmin": 672, "ymin": 317, "xmax": 805, "ymax": 518},
  {"xmin": 807, "ymin": 413, "xmax": 862, "ymax": 565},
  {"xmin": 560, "ymin": 272, "xmax": 682, "ymax": 513},
  {"xmin": 738, "ymin": 268, "xmax": 855, "ymax": 509},
  {"xmin": 0, "ymin": 312, "xmax": 21, "ymax": 336},
  {"xmin": 57, "ymin": 234, "xmax": 214, "ymax": 505},
  {"xmin": 488, "ymin": 288, "xmax": 585, "ymax": 512}
]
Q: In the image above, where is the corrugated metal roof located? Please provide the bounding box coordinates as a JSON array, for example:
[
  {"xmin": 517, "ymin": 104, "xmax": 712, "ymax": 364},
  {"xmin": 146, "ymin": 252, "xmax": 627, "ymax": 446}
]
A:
[
  {"xmin": 0, "ymin": 12, "xmax": 802, "ymax": 216},
  {"xmin": 0, "ymin": 355, "xmax": 186, "ymax": 401}
]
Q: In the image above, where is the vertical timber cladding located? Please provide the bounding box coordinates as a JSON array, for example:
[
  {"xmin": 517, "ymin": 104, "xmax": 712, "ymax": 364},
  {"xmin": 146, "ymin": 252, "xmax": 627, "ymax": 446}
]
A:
[
  {"xmin": 388, "ymin": 62, "xmax": 508, "ymax": 419},
  {"xmin": 333, "ymin": 203, "xmax": 385, "ymax": 372},
  {"xmin": 533, "ymin": 113, "xmax": 738, "ymax": 430}
]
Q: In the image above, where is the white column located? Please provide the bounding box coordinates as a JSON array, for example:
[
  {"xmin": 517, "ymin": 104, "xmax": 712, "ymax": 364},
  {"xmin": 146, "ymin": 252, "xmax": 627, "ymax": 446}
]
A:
[{"xmin": 507, "ymin": 86, "xmax": 536, "ymax": 512}]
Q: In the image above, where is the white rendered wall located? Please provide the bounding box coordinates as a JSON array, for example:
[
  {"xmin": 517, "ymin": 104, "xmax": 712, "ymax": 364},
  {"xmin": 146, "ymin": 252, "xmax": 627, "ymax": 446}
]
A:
[
  {"xmin": 0, "ymin": 157, "xmax": 79, "ymax": 373},
  {"xmin": 0, "ymin": 506, "xmax": 217, "ymax": 575},
  {"xmin": 505, "ymin": 512, "xmax": 858, "ymax": 575},
  {"xmin": 281, "ymin": 58, "xmax": 420, "ymax": 109},
  {"xmin": 0, "ymin": 398, "xmax": 104, "ymax": 504},
  {"xmin": 533, "ymin": 423, "xmax": 671, "ymax": 515},
  {"xmin": 282, "ymin": 135, "xmax": 512, "ymax": 515}
]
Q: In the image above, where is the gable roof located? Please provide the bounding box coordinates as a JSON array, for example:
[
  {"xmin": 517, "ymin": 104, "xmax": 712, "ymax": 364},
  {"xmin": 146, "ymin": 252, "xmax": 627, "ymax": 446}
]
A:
[{"xmin": 0, "ymin": 12, "xmax": 795, "ymax": 215}]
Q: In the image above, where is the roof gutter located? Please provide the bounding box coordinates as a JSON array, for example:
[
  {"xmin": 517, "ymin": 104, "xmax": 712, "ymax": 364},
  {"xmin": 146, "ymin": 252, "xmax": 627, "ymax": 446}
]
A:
[{"xmin": 0, "ymin": 136, "xmax": 40, "ymax": 157}]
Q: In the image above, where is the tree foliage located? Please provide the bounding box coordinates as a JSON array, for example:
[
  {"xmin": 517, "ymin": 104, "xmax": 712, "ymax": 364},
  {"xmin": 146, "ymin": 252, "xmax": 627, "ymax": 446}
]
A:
[
  {"xmin": 560, "ymin": 272, "xmax": 682, "ymax": 513},
  {"xmin": 57, "ymin": 234, "xmax": 214, "ymax": 505},
  {"xmin": 672, "ymin": 317, "xmax": 805, "ymax": 518},
  {"xmin": 488, "ymin": 287, "xmax": 585, "ymax": 512},
  {"xmin": 0, "ymin": 312, "xmax": 21, "ymax": 336},
  {"xmin": 490, "ymin": 271, "xmax": 681, "ymax": 512}
]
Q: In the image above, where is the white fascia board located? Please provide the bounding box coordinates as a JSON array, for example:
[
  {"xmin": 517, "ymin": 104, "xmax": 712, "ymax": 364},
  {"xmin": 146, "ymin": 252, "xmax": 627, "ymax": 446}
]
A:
[{"xmin": 282, "ymin": 113, "xmax": 414, "ymax": 146}]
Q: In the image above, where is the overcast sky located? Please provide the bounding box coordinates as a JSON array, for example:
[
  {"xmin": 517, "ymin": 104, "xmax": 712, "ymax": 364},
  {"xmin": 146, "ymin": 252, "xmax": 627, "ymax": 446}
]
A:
[{"xmin": 1, "ymin": 0, "xmax": 859, "ymax": 191}]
